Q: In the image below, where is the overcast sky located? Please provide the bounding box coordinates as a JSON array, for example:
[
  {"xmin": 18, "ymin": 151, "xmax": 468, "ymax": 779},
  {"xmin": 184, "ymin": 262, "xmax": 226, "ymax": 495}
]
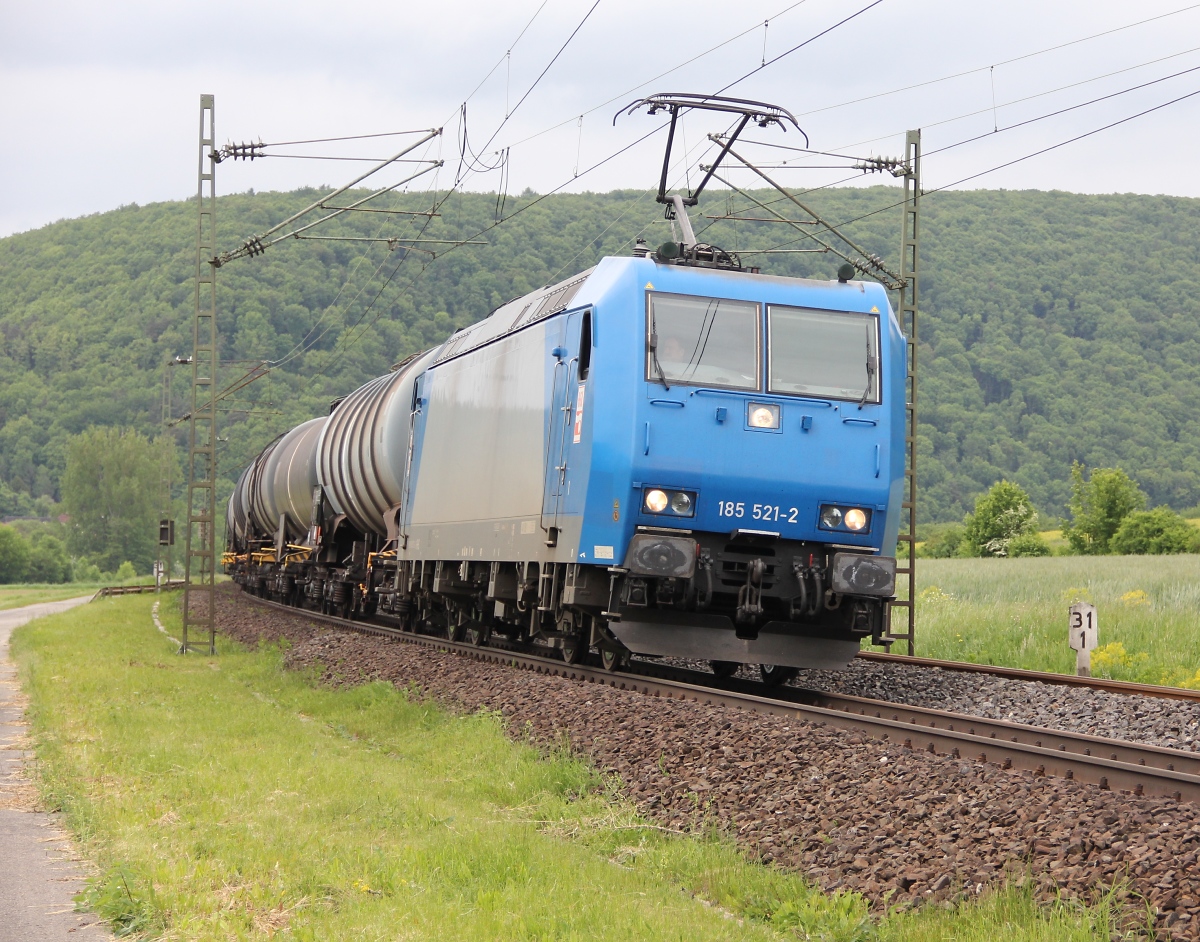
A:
[{"xmin": 3, "ymin": 0, "xmax": 1199, "ymax": 238}]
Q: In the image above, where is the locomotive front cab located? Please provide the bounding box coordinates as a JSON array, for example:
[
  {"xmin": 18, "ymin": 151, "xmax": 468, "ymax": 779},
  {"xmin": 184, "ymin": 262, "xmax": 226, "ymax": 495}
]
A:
[{"xmin": 592, "ymin": 259, "xmax": 907, "ymax": 672}]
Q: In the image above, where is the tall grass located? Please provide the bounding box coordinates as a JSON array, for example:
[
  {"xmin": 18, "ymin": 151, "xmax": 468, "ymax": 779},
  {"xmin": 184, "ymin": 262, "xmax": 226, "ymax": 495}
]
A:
[
  {"xmin": 11, "ymin": 595, "xmax": 1139, "ymax": 940},
  {"xmin": 909, "ymin": 556, "xmax": 1200, "ymax": 686}
]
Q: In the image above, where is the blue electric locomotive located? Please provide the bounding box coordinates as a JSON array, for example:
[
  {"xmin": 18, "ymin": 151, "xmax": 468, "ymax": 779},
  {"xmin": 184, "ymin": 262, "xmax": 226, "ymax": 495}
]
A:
[{"xmin": 227, "ymin": 239, "xmax": 904, "ymax": 680}]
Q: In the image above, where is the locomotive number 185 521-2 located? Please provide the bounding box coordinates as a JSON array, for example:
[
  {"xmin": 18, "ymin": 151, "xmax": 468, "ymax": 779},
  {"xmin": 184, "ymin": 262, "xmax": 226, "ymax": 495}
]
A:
[{"xmin": 717, "ymin": 501, "xmax": 800, "ymax": 523}]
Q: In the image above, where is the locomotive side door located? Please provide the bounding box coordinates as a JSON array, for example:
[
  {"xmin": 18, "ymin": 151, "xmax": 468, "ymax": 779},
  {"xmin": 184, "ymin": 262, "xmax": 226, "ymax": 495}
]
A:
[{"xmin": 541, "ymin": 309, "xmax": 591, "ymax": 546}]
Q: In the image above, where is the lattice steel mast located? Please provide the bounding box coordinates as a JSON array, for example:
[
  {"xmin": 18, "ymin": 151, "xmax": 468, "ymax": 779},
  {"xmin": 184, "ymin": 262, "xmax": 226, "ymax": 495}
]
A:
[
  {"xmin": 182, "ymin": 94, "xmax": 218, "ymax": 655},
  {"xmin": 886, "ymin": 130, "xmax": 921, "ymax": 655}
]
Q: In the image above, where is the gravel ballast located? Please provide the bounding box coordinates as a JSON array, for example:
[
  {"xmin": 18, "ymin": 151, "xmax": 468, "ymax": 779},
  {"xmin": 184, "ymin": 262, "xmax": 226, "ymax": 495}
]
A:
[
  {"xmin": 216, "ymin": 588, "xmax": 1200, "ymax": 939},
  {"xmin": 677, "ymin": 657, "xmax": 1200, "ymax": 754},
  {"xmin": 795, "ymin": 661, "xmax": 1200, "ymax": 754}
]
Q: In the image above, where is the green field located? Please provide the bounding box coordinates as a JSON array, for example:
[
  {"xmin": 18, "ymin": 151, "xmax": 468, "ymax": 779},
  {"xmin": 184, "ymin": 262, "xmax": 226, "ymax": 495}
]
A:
[
  {"xmin": 909, "ymin": 555, "xmax": 1200, "ymax": 687},
  {"xmin": 9, "ymin": 595, "xmax": 1130, "ymax": 941},
  {"xmin": 0, "ymin": 579, "xmax": 171, "ymax": 611},
  {"xmin": 0, "ymin": 584, "xmax": 102, "ymax": 610}
]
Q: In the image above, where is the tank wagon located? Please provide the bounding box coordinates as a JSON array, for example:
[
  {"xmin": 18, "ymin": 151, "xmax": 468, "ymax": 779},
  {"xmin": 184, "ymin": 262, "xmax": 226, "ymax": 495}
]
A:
[{"xmin": 226, "ymin": 243, "xmax": 905, "ymax": 682}]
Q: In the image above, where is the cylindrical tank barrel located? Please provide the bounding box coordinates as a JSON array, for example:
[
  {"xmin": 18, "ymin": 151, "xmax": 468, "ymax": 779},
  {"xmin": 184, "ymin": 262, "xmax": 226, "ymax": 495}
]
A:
[
  {"xmin": 226, "ymin": 465, "xmax": 253, "ymax": 550},
  {"xmin": 245, "ymin": 434, "xmax": 283, "ymax": 540},
  {"xmin": 315, "ymin": 348, "xmax": 437, "ymax": 536},
  {"xmin": 248, "ymin": 417, "xmax": 327, "ymax": 541}
]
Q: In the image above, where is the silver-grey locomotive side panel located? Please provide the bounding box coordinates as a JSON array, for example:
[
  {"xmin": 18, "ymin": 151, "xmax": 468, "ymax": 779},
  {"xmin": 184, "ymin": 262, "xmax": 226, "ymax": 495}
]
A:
[{"xmin": 403, "ymin": 317, "xmax": 585, "ymax": 562}]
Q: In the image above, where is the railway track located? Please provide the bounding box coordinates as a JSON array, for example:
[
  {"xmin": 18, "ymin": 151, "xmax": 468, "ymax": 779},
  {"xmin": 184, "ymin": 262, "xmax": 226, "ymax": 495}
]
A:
[
  {"xmin": 858, "ymin": 649, "xmax": 1200, "ymax": 704},
  {"xmin": 242, "ymin": 594, "xmax": 1200, "ymax": 805}
]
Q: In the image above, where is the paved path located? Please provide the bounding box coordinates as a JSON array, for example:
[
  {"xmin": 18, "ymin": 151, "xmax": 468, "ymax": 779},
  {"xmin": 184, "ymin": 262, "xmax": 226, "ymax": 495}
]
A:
[{"xmin": 0, "ymin": 596, "xmax": 110, "ymax": 941}]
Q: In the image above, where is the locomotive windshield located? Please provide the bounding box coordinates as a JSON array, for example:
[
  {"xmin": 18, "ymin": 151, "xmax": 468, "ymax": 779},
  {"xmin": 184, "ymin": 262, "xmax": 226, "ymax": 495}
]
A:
[
  {"xmin": 768, "ymin": 305, "xmax": 880, "ymax": 403},
  {"xmin": 646, "ymin": 292, "xmax": 759, "ymax": 390}
]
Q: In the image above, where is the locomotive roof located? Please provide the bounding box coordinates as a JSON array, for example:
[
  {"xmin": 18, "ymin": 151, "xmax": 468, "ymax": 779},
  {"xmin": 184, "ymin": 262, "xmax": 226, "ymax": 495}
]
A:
[
  {"xmin": 432, "ymin": 268, "xmax": 596, "ymax": 366},
  {"xmin": 431, "ymin": 256, "xmax": 891, "ymax": 367}
]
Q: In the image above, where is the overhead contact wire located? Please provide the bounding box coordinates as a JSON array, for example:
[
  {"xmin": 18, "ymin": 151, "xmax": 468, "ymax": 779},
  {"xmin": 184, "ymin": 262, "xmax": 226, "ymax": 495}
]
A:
[
  {"xmin": 302, "ymin": 123, "xmax": 667, "ymax": 387},
  {"xmin": 714, "ymin": 0, "xmax": 886, "ymax": 95},
  {"xmin": 504, "ymin": 0, "xmax": 812, "ymax": 149},
  {"xmin": 760, "ymin": 85, "xmax": 1200, "ymax": 256},
  {"xmin": 796, "ymin": 1, "xmax": 1200, "ymax": 117},
  {"xmin": 717, "ymin": 58, "xmax": 1200, "ymax": 237}
]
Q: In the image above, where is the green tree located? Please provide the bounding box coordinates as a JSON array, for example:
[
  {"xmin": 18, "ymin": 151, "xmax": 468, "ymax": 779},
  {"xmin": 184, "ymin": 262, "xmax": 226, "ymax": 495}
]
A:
[
  {"xmin": 0, "ymin": 524, "xmax": 31, "ymax": 583},
  {"xmin": 27, "ymin": 534, "xmax": 71, "ymax": 583},
  {"xmin": 962, "ymin": 481, "xmax": 1040, "ymax": 557},
  {"xmin": 61, "ymin": 428, "xmax": 159, "ymax": 573},
  {"xmin": 1110, "ymin": 507, "xmax": 1200, "ymax": 555},
  {"xmin": 916, "ymin": 522, "xmax": 966, "ymax": 558},
  {"xmin": 1063, "ymin": 464, "xmax": 1146, "ymax": 555},
  {"xmin": 1008, "ymin": 531, "xmax": 1051, "ymax": 557},
  {"xmin": 72, "ymin": 559, "xmax": 102, "ymax": 583}
]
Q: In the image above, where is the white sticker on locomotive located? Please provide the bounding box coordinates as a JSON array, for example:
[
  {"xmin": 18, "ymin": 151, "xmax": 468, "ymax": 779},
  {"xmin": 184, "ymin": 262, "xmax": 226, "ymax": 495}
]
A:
[
  {"xmin": 572, "ymin": 383, "xmax": 585, "ymax": 443},
  {"xmin": 717, "ymin": 501, "xmax": 800, "ymax": 523},
  {"xmin": 520, "ymin": 520, "xmax": 536, "ymax": 534},
  {"xmin": 594, "ymin": 545, "xmax": 614, "ymax": 560}
]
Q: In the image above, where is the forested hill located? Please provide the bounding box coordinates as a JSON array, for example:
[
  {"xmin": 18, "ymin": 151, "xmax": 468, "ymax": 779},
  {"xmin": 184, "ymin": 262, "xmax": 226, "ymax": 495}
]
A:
[{"xmin": 1, "ymin": 184, "xmax": 1199, "ymax": 525}]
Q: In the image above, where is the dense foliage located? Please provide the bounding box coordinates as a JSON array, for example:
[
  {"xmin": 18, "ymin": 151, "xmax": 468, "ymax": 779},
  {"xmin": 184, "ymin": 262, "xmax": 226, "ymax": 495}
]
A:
[
  {"xmin": 0, "ymin": 523, "xmax": 71, "ymax": 583},
  {"xmin": 1063, "ymin": 464, "xmax": 1146, "ymax": 555},
  {"xmin": 61, "ymin": 428, "xmax": 161, "ymax": 573},
  {"xmin": 0, "ymin": 524, "xmax": 31, "ymax": 583},
  {"xmin": 3, "ymin": 184, "xmax": 1200, "ymax": 531},
  {"xmin": 960, "ymin": 481, "xmax": 1048, "ymax": 558},
  {"xmin": 1110, "ymin": 507, "xmax": 1200, "ymax": 556},
  {"xmin": 919, "ymin": 462, "xmax": 1196, "ymax": 558}
]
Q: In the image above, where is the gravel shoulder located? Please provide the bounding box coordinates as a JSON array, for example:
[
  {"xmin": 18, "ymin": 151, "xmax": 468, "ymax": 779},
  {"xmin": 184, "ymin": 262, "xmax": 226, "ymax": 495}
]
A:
[
  {"xmin": 0, "ymin": 597, "xmax": 111, "ymax": 942},
  {"xmin": 217, "ymin": 587, "xmax": 1200, "ymax": 940}
]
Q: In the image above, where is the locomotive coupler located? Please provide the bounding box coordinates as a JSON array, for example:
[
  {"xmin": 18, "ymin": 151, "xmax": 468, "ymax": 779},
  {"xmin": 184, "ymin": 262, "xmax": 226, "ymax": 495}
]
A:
[
  {"xmin": 735, "ymin": 557, "xmax": 766, "ymax": 631},
  {"xmin": 695, "ymin": 550, "xmax": 714, "ymax": 610},
  {"xmin": 789, "ymin": 559, "xmax": 809, "ymax": 618}
]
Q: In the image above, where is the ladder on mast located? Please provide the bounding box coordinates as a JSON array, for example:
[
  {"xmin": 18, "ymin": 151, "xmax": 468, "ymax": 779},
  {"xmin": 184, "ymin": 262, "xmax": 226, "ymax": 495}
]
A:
[
  {"xmin": 182, "ymin": 94, "xmax": 218, "ymax": 655},
  {"xmin": 886, "ymin": 129, "xmax": 920, "ymax": 655}
]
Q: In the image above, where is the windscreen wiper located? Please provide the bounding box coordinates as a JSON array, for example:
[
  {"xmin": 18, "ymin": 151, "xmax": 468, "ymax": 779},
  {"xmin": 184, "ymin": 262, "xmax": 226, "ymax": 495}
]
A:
[
  {"xmin": 648, "ymin": 329, "xmax": 671, "ymax": 390},
  {"xmin": 858, "ymin": 323, "xmax": 875, "ymax": 409}
]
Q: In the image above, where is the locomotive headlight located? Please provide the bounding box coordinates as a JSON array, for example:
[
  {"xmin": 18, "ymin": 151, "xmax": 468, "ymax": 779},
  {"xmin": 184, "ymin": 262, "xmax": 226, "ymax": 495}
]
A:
[
  {"xmin": 642, "ymin": 487, "xmax": 697, "ymax": 517},
  {"xmin": 644, "ymin": 489, "xmax": 669, "ymax": 513},
  {"xmin": 844, "ymin": 508, "xmax": 868, "ymax": 531},
  {"xmin": 819, "ymin": 504, "xmax": 873, "ymax": 532},
  {"xmin": 747, "ymin": 402, "xmax": 781, "ymax": 430}
]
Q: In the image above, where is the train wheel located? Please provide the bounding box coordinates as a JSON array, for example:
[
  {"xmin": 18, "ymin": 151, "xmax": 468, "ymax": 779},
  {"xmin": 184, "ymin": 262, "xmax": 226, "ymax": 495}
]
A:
[
  {"xmin": 449, "ymin": 619, "xmax": 467, "ymax": 643},
  {"xmin": 710, "ymin": 660, "xmax": 740, "ymax": 679},
  {"xmin": 465, "ymin": 622, "xmax": 490, "ymax": 647},
  {"xmin": 759, "ymin": 663, "xmax": 799, "ymax": 687},
  {"xmin": 560, "ymin": 633, "xmax": 586, "ymax": 665},
  {"xmin": 600, "ymin": 646, "xmax": 627, "ymax": 673}
]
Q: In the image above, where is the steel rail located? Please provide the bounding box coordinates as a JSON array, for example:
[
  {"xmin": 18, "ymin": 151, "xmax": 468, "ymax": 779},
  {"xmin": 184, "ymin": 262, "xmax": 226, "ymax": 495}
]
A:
[
  {"xmin": 242, "ymin": 595, "xmax": 1200, "ymax": 805},
  {"xmin": 858, "ymin": 650, "xmax": 1200, "ymax": 704},
  {"xmin": 627, "ymin": 661, "xmax": 1200, "ymax": 780}
]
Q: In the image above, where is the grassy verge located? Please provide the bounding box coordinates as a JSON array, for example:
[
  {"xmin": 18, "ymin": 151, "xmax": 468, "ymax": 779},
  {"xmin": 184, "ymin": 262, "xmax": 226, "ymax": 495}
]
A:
[
  {"xmin": 0, "ymin": 583, "xmax": 102, "ymax": 610},
  {"xmin": 14, "ymin": 596, "xmax": 1126, "ymax": 940},
  {"xmin": 910, "ymin": 555, "xmax": 1200, "ymax": 685}
]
